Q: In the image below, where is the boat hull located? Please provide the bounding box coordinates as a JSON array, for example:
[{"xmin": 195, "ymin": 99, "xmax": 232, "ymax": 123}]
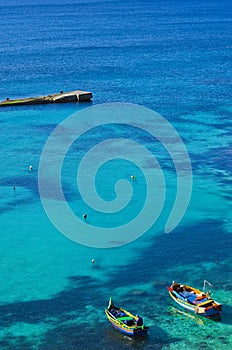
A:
[
  {"xmin": 168, "ymin": 283, "xmax": 222, "ymax": 318},
  {"xmin": 105, "ymin": 309, "xmax": 149, "ymax": 337},
  {"xmin": 109, "ymin": 319, "xmax": 148, "ymax": 336}
]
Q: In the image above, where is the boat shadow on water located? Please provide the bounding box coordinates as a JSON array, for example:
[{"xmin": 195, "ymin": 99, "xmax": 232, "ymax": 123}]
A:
[
  {"xmin": 168, "ymin": 303, "xmax": 232, "ymax": 326},
  {"xmin": 105, "ymin": 327, "xmax": 148, "ymax": 345},
  {"xmin": 168, "ymin": 306, "xmax": 222, "ymax": 325},
  {"xmin": 217, "ymin": 304, "xmax": 232, "ymax": 325},
  {"xmin": 105, "ymin": 327, "xmax": 178, "ymax": 350}
]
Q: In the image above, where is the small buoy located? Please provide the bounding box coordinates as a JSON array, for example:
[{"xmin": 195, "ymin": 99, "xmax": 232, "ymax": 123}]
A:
[
  {"xmin": 91, "ymin": 259, "xmax": 95, "ymax": 264},
  {"xmin": 131, "ymin": 175, "xmax": 136, "ymax": 180},
  {"xmin": 13, "ymin": 187, "xmax": 16, "ymax": 190},
  {"xmin": 29, "ymin": 165, "xmax": 33, "ymax": 171},
  {"xmin": 83, "ymin": 213, "xmax": 87, "ymax": 219}
]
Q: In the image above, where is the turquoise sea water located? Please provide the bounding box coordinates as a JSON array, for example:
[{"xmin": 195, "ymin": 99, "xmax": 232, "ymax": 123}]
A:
[{"xmin": 0, "ymin": 0, "xmax": 232, "ymax": 349}]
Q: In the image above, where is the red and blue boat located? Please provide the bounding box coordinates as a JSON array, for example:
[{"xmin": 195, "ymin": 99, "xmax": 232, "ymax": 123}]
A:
[
  {"xmin": 105, "ymin": 298, "xmax": 149, "ymax": 336},
  {"xmin": 167, "ymin": 281, "xmax": 222, "ymax": 317}
]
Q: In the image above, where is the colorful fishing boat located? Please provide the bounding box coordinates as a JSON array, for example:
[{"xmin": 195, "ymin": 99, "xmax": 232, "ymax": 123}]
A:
[
  {"xmin": 167, "ymin": 280, "xmax": 222, "ymax": 317},
  {"xmin": 105, "ymin": 298, "xmax": 149, "ymax": 336}
]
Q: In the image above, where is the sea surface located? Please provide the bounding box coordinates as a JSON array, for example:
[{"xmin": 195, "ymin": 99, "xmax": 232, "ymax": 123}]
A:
[{"xmin": 0, "ymin": 0, "xmax": 232, "ymax": 349}]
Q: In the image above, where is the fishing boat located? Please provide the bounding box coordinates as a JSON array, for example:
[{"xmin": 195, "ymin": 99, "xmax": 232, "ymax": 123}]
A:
[
  {"xmin": 167, "ymin": 280, "xmax": 222, "ymax": 317},
  {"xmin": 105, "ymin": 298, "xmax": 149, "ymax": 336}
]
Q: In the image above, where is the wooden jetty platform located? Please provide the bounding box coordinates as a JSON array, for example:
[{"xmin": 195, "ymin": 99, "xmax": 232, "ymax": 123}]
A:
[{"xmin": 0, "ymin": 90, "xmax": 92, "ymax": 107}]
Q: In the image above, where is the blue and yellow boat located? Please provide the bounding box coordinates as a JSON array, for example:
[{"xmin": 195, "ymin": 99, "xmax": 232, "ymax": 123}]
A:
[
  {"xmin": 167, "ymin": 281, "xmax": 222, "ymax": 317},
  {"xmin": 105, "ymin": 298, "xmax": 149, "ymax": 336}
]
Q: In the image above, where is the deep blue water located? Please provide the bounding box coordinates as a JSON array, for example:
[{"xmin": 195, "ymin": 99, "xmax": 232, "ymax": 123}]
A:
[{"xmin": 0, "ymin": 0, "xmax": 232, "ymax": 349}]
